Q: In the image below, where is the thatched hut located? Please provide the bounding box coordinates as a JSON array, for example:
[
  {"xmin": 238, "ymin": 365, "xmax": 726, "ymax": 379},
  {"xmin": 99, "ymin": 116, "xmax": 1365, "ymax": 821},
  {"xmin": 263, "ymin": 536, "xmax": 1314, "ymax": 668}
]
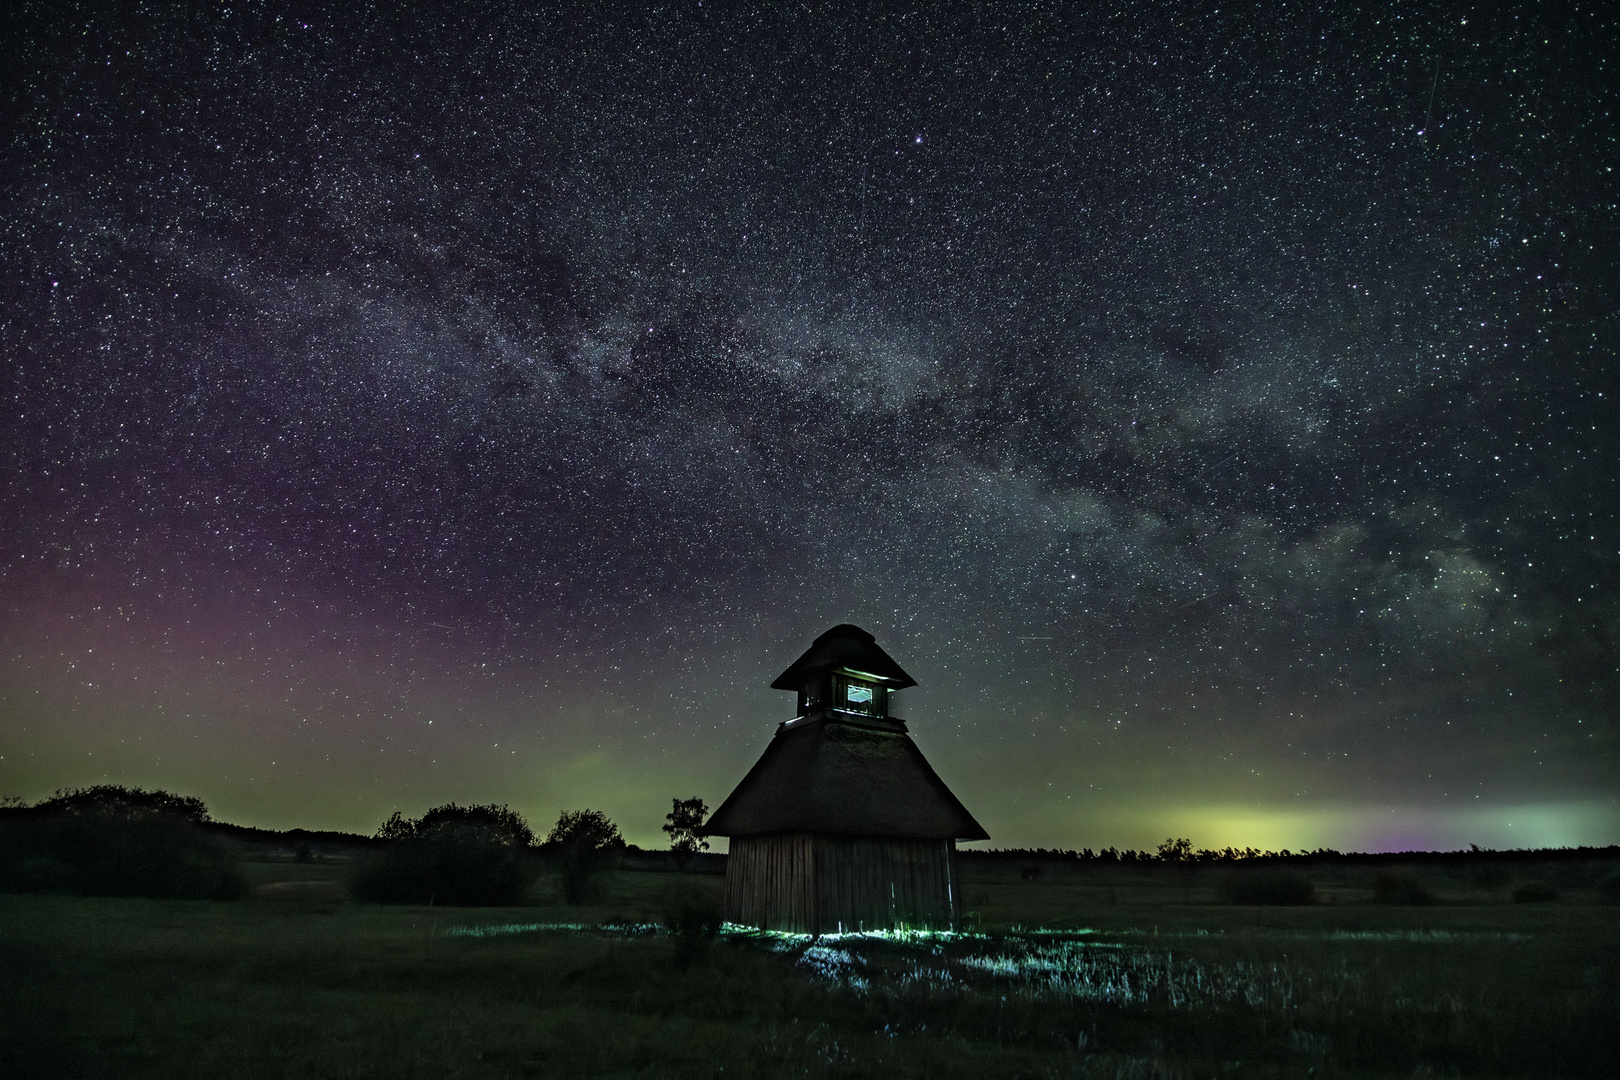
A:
[{"xmin": 700, "ymin": 624, "xmax": 988, "ymax": 933}]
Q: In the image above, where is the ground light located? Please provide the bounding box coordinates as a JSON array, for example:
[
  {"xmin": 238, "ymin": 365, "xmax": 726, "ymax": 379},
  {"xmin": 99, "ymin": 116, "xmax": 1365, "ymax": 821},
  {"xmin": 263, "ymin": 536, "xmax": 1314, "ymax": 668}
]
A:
[{"xmin": 441, "ymin": 919, "xmax": 1541, "ymax": 1013}]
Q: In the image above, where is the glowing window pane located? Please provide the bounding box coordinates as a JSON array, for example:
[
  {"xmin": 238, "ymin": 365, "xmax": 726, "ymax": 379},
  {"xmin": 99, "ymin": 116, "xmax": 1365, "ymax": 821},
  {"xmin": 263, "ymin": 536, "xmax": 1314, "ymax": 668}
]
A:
[{"xmin": 847, "ymin": 684, "xmax": 873, "ymax": 704}]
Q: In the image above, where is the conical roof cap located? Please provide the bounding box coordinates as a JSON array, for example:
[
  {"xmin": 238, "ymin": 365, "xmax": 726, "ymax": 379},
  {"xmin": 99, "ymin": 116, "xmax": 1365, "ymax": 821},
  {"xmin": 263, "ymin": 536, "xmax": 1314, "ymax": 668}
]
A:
[{"xmin": 770, "ymin": 624, "xmax": 917, "ymax": 690}]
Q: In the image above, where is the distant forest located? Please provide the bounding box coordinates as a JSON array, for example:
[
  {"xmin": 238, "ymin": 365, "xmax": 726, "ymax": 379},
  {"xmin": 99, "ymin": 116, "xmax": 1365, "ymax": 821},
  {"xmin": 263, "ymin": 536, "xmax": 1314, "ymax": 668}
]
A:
[{"xmin": 958, "ymin": 843, "xmax": 1620, "ymax": 868}]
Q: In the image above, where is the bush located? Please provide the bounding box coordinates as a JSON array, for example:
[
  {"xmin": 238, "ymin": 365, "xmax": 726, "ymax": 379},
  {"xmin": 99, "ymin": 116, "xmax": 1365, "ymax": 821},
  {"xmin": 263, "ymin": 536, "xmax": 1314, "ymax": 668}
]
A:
[
  {"xmin": 1218, "ymin": 869, "xmax": 1317, "ymax": 905},
  {"xmin": 352, "ymin": 832, "xmax": 535, "ymax": 906},
  {"xmin": 1511, "ymin": 881, "xmax": 1558, "ymax": 904},
  {"xmin": 0, "ymin": 786, "xmax": 246, "ymax": 900},
  {"xmin": 663, "ymin": 884, "xmax": 724, "ymax": 968},
  {"xmin": 353, "ymin": 803, "xmax": 540, "ymax": 906},
  {"xmin": 1468, "ymin": 865, "xmax": 1510, "ymax": 889},
  {"xmin": 1597, "ymin": 873, "xmax": 1620, "ymax": 903},
  {"xmin": 1372, "ymin": 869, "xmax": 1437, "ymax": 905}
]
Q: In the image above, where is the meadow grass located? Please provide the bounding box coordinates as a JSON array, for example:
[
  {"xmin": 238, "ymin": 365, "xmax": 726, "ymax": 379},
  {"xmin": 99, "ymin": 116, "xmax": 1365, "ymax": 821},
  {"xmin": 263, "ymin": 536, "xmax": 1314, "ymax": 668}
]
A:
[{"xmin": 1, "ymin": 860, "xmax": 1615, "ymax": 1078}]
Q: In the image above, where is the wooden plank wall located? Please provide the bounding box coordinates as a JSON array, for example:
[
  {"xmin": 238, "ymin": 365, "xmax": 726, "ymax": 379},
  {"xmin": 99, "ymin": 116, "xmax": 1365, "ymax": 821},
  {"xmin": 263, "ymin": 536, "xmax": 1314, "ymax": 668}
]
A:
[
  {"xmin": 725, "ymin": 833, "xmax": 959, "ymax": 933},
  {"xmin": 725, "ymin": 832, "xmax": 815, "ymax": 931}
]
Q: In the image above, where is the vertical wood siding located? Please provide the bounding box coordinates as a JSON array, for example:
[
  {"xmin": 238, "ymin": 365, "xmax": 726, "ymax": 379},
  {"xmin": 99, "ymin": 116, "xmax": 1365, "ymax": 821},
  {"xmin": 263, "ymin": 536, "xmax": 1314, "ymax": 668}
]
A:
[
  {"xmin": 725, "ymin": 832, "xmax": 815, "ymax": 931},
  {"xmin": 725, "ymin": 833, "xmax": 959, "ymax": 933}
]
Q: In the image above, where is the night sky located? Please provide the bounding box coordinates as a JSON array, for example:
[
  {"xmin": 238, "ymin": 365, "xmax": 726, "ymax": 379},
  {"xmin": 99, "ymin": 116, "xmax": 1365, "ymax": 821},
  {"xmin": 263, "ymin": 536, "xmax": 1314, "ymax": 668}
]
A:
[{"xmin": 3, "ymin": 3, "xmax": 1616, "ymax": 852}]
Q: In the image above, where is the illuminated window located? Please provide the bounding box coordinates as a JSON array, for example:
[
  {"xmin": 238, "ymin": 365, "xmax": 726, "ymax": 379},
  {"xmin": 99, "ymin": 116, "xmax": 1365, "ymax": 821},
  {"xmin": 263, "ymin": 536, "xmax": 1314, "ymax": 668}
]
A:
[{"xmin": 835, "ymin": 674, "xmax": 883, "ymax": 716}]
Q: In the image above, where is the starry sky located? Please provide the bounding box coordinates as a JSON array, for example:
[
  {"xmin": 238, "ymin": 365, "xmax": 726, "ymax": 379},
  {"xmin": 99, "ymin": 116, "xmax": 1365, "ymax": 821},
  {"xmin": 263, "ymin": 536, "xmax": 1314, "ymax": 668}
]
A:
[{"xmin": 3, "ymin": 2, "xmax": 1616, "ymax": 852}]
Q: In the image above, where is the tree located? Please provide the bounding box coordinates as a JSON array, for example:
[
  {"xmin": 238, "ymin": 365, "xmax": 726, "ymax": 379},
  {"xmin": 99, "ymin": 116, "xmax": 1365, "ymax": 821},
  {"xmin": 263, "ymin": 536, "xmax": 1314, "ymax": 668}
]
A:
[
  {"xmin": 662, "ymin": 797, "xmax": 709, "ymax": 863},
  {"xmin": 543, "ymin": 809, "xmax": 625, "ymax": 904},
  {"xmin": 375, "ymin": 811, "xmax": 417, "ymax": 842},
  {"xmin": 375, "ymin": 803, "xmax": 536, "ymax": 846},
  {"xmin": 1157, "ymin": 837, "xmax": 1193, "ymax": 864},
  {"xmin": 40, "ymin": 785, "xmax": 210, "ymax": 823},
  {"xmin": 544, "ymin": 809, "xmax": 625, "ymax": 853},
  {"xmin": 0, "ymin": 786, "xmax": 243, "ymax": 899},
  {"xmin": 356, "ymin": 803, "xmax": 540, "ymax": 906}
]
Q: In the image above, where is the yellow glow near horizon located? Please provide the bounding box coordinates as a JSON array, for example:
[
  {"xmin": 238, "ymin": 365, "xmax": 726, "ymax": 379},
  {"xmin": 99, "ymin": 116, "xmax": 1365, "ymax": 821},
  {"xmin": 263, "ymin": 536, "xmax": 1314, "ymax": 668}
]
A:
[{"xmin": 1145, "ymin": 799, "xmax": 1620, "ymax": 853}]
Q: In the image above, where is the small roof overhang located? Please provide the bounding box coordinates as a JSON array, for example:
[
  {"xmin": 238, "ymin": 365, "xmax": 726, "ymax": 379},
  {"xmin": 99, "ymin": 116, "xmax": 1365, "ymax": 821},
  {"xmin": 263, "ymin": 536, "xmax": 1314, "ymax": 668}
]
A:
[{"xmin": 770, "ymin": 624, "xmax": 917, "ymax": 690}]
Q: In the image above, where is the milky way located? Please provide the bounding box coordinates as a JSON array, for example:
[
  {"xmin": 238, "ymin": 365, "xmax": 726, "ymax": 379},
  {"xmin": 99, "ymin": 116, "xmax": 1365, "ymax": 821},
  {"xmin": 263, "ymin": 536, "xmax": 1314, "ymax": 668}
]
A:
[{"xmin": 3, "ymin": 3, "xmax": 1615, "ymax": 849}]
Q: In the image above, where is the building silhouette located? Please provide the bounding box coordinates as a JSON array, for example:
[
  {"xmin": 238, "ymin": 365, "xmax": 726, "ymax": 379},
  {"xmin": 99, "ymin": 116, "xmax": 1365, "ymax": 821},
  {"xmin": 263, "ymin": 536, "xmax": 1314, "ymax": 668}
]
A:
[{"xmin": 701, "ymin": 624, "xmax": 988, "ymax": 933}]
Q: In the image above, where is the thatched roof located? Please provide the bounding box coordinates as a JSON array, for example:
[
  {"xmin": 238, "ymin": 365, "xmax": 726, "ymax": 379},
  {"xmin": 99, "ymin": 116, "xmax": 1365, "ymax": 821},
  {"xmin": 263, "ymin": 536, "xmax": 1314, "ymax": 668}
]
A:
[
  {"xmin": 700, "ymin": 718, "xmax": 989, "ymax": 840},
  {"xmin": 770, "ymin": 624, "xmax": 917, "ymax": 690}
]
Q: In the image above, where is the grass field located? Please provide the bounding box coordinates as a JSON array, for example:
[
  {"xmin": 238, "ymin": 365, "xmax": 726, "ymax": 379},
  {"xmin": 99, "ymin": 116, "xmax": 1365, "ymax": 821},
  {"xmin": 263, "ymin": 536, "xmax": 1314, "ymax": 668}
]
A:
[{"xmin": 2, "ymin": 858, "xmax": 1615, "ymax": 1078}]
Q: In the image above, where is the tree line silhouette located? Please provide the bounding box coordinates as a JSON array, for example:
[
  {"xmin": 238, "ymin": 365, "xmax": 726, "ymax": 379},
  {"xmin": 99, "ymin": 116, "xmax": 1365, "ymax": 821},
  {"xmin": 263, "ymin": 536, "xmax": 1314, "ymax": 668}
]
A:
[
  {"xmin": 0, "ymin": 787, "xmax": 714, "ymax": 906},
  {"xmin": 5, "ymin": 788, "xmax": 1616, "ymax": 906},
  {"xmin": 959, "ymin": 838, "xmax": 1620, "ymax": 867},
  {"xmin": 0, "ymin": 785, "xmax": 246, "ymax": 899}
]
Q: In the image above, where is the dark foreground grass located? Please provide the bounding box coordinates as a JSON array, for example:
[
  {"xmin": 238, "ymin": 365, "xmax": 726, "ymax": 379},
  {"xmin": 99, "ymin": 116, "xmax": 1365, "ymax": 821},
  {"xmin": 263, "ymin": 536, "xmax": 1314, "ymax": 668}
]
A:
[{"xmin": 2, "ymin": 864, "xmax": 1616, "ymax": 1079}]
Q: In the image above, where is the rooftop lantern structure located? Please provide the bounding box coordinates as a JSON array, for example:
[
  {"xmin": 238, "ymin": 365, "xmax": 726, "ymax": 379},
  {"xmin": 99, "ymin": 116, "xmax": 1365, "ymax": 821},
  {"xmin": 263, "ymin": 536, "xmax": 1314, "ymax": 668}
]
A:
[{"xmin": 700, "ymin": 624, "xmax": 988, "ymax": 933}]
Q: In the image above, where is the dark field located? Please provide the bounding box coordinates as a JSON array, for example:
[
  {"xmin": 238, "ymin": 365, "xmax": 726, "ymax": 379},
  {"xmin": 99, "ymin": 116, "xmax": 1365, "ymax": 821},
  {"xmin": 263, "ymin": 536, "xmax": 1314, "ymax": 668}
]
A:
[{"xmin": 2, "ymin": 858, "xmax": 1616, "ymax": 1079}]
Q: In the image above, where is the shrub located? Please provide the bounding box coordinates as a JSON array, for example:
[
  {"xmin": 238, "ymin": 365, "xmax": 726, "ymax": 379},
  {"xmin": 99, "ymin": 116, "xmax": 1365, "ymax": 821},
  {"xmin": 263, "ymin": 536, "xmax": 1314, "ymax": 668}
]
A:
[
  {"xmin": 353, "ymin": 803, "xmax": 539, "ymax": 906},
  {"xmin": 0, "ymin": 786, "xmax": 246, "ymax": 900},
  {"xmin": 663, "ymin": 884, "xmax": 724, "ymax": 968},
  {"xmin": 1597, "ymin": 873, "xmax": 1620, "ymax": 903},
  {"xmin": 1218, "ymin": 869, "xmax": 1317, "ymax": 905},
  {"xmin": 1372, "ymin": 869, "xmax": 1437, "ymax": 905},
  {"xmin": 1511, "ymin": 881, "xmax": 1558, "ymax": 904}
]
